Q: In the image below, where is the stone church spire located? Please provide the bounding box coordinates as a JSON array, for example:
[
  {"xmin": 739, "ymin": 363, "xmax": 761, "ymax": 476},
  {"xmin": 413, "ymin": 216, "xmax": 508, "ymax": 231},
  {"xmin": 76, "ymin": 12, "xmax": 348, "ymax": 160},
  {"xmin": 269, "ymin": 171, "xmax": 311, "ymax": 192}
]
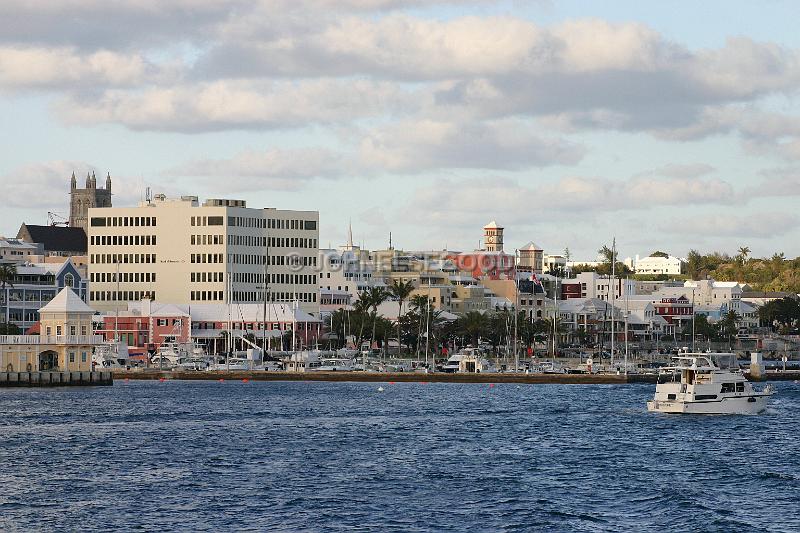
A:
[
  {"xmin": 70, "ymin": 171, "xmax": 76, "ymax": 190},
  {"xmin": 105, "ymin": 172, "xmax": 112, "ymax": 192}
]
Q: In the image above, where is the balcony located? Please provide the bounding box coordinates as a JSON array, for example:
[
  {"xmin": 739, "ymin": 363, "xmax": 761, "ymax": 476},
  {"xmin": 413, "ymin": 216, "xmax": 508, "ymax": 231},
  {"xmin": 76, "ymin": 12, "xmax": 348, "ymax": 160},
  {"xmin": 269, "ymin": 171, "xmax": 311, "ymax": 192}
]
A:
[{"xmin": 0, "ymin": 335, "xmax": 105, "ymax": 345}]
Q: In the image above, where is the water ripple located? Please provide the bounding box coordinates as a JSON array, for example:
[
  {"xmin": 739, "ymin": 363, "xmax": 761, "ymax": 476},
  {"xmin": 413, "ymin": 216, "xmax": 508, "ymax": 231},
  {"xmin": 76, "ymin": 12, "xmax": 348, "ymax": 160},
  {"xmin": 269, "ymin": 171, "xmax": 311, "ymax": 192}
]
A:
[{"xmin": 0, "ymin": 381, "xmax": 799, "ymax": 532}]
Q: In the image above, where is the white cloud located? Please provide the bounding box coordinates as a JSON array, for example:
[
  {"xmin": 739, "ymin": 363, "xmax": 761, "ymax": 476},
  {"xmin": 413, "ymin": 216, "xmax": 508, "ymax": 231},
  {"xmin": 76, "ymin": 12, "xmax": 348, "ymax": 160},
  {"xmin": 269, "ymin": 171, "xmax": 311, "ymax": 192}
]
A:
[
  {"xmin": 405, "ymin": 173, "xmax": 740, "ymax": 227},
  {"xmin": 358, "ymin": 118, "xmax": 584, "ymax": 172},
  {"xmin": 667, "ymin": 212, "xmax": 799, "ymax": 238},
  {"xmin": 56, "ymin": 79, "xmax": 416, "ymax": 132},
  {"xmin": 0, "ymin": 161, "xmax": 143, "ymax": 211},
  {"xmin": 0, "ymin": 47, "xmax": 149, "ymax": 90},
  {"xmin": 168, "ymin": 147, "xmax": 346, "ymax": 191}
]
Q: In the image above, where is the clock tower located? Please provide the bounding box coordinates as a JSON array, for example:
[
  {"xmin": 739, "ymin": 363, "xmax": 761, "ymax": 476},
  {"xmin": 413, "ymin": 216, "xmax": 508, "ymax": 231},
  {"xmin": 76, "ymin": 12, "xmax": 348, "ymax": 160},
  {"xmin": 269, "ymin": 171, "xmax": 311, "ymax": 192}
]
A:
[{"xmin": 483, "ymin": 220, "xmax": 504, "ymax": 252}]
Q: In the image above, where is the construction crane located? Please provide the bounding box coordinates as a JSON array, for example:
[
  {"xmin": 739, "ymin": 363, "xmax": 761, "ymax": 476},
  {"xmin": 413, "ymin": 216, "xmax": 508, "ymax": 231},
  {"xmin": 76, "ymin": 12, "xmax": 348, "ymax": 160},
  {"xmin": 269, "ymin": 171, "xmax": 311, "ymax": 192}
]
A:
[{"xmin": 48, "ymin": 212, "xmax": 69, "ymax": 227}]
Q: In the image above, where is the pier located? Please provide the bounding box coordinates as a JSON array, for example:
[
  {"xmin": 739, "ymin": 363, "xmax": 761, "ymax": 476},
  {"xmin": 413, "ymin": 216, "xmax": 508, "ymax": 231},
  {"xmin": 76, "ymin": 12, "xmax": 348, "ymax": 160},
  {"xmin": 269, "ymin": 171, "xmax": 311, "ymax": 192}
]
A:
[{"xmin": 0, "ymin": 371, "xmax": 113, "ymax": 387}]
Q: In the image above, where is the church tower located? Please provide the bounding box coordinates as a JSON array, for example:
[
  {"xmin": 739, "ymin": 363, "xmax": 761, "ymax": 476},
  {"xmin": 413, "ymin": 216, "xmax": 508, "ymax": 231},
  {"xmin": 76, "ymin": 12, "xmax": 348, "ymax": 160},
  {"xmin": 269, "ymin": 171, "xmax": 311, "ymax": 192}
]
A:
[{"xmin": 69, "ymin": 171, "xmax": 113, "ymax": 232}]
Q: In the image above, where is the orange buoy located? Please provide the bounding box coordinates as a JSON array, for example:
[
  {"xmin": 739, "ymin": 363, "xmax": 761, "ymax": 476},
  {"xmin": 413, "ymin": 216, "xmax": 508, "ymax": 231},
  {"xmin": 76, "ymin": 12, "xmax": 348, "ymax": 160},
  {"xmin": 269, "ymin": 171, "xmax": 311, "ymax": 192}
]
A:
[
  {"xmin": 219, "ymin": 378, "xmax": 225, "ymax": 383},
  {"xmin": 159, "ymin": 377, "xmax": 165, "ymax": 382},
  {"xmin": 389, "ymin": 381, "xmax": 396, "ymax": 385},
  {"xmin": 242, "ymin": 378, "xmax": 249, "ymax": 383}
]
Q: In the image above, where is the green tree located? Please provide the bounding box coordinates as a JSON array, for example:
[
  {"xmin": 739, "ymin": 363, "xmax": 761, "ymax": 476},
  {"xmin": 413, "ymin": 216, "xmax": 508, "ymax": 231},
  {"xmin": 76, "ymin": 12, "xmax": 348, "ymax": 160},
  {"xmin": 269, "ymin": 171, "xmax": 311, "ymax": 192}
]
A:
[
  {"xmin": 0, "ymin": 322, "xmax": 20, "ymax": 335},
  {"xmin": 718, "ymin": 309, "xmax": 741, "ymax": 350},
  {"xmin": 0, "ymin": 264, "xmax": 16, "ymax": 290},
  {"xmin": 737, "ymin": 246, "xmax": 751, "ymax": 265},
  {"xmin": 388, "ymin": 279, "xmax": 416, "ymax": 356},
  {"xmin": 458, "ymin": 311, "xmax": 489, "ymax": 347},
  {"xmin": 683, "ymin": 314, "xmax": 717, "ymax": 343},
  {"xmin": 366, "ymin": 286, "xmax": 389, "ymax": 353},
  {"xmin": 758, "ymin": 297, "xmax": 800, "ymax": 331}
]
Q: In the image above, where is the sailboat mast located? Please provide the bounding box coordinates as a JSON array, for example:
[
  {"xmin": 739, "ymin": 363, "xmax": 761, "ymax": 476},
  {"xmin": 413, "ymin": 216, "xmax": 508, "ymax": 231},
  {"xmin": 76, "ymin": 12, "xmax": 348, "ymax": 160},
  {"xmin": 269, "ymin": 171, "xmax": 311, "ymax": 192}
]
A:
[
  {"xmin": 610, "ymin": 237, "xmax": 616, "ymax": 369},
  {"xmin": 262, "ymin": 233, "xmax": 270, "ymax": 352},
  {"xmin": 115, "ymin": 260, "xmax": 120, "ymax": 343},
  {"xmin": 624, "ymin": 276, "xmax": 629, "ymax": 376},
  {"xmin": 513, "ymin": 249, "xmax": 518, "ymax": 373},
  {"xmin": 425, "ymin": 276, "xmax": 431, "ymax": 371}
]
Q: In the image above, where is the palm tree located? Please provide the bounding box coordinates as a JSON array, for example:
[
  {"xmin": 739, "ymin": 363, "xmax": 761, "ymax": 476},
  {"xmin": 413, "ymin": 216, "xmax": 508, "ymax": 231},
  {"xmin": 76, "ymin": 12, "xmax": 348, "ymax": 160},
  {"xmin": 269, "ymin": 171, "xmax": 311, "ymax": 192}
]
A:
[
  {"xmin": 367, "ymin": 286, "xmax": 389, "ymax": 357},
  {"xmin": 353, "ymin": 290, "xmax": 371, "ymax": 351},
  {"xmin": 458, "ymin": 311, "xmax": 489, "ymax": 348},
  {"xmin": 0, "ymin": 264, "xmax": 16, "ymax": 290},
  {"xmin": 737, "ymin": 246, "xmax": 750, "ymax": 265},
  {"xmin": 389, "ymin": 279, "xmax": 415, "ymax": 356}
]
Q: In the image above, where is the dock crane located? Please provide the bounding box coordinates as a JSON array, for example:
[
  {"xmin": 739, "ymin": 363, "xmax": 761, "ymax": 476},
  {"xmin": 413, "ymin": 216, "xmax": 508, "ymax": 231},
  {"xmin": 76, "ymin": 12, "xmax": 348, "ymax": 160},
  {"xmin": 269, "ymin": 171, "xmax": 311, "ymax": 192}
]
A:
[{"xmin": 47, "ymin": 212, "xmax": 69, "ymax": 227}]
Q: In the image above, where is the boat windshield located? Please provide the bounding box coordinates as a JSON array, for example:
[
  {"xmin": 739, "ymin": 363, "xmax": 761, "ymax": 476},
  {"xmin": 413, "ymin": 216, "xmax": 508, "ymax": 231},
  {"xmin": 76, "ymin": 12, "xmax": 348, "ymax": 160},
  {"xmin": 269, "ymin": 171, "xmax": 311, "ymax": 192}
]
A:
[{"xmin": 711, "ymin": 353, "xmax": 737, "ymax": 369}]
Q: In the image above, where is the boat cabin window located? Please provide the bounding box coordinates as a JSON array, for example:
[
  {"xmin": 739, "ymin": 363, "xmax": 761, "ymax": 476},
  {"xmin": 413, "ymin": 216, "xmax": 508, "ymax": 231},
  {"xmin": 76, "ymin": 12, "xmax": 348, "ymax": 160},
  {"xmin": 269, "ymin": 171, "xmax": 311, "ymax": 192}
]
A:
[
  {"xmin": 736, "ymin": 382, "xmax": 744, "ymax": 393},
  {"xmin": 721, "ymin": 383, "xmax": 735, "ymax": 394}
]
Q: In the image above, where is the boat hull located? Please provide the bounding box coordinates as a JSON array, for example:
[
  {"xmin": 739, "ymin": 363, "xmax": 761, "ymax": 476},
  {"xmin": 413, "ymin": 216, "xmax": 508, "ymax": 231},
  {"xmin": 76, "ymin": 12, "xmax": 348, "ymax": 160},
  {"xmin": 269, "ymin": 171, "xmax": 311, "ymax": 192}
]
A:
[{"xmin": 647, "ymin": 394, "xmax": 771, "ymax": 415}]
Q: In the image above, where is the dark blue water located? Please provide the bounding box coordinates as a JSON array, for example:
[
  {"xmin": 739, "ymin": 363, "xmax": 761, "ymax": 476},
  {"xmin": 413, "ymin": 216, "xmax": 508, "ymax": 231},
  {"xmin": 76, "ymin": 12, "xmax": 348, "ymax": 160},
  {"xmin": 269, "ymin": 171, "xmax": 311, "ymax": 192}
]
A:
[{"xmin": 1, "ymin": 380, "xmax": 799, "ymax": 532}]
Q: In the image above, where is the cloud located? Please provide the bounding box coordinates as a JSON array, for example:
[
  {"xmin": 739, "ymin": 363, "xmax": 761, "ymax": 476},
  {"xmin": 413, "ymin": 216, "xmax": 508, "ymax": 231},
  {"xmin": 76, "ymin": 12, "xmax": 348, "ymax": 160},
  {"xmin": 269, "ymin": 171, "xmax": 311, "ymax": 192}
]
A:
[
  {"xmin": 0, "ymin": 47, "xmax": 151, "ymax": 90},
  {"xmin": 0, "ymin": 1, "xmax": 492, "ymax": 49},
  {"xmin": 667, "ymin": 212, "xmax": 799, "ymax": 238},
  {"xmin": 168, "ymin": 147, "xmax": 347, "ymax": 191},
  {"xmin": 405, "ymin": 173, "xmax": 743, "ymax": 227},
  {"xmin": 358, "ymin": 118, "xmax": 584, "ymax": 172},
  {"xmin": 0, "ymin": 161, "xmax": 143, "ymax": 212},
  {"xmin": 747, "ymin": 168, "xmax": 800, "ymax": 197},
  {"xmin": 56, "ymin": 79, "xmax": 416, "ymax": 132}
]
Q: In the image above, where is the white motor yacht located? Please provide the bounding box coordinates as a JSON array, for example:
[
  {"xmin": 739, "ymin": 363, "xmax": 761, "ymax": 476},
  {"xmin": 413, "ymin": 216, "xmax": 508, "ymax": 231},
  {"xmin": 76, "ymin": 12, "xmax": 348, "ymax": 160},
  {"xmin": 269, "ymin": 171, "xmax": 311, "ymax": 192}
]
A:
[
  {"xmin": 207, "ymin": 358, "xmax": 253, "ymax": 371},
  {"xmin": 647, "ymin": 352, "xmax": 774, "ymax": 414},
  {"xmin": 92, "ymin": 341, "xmax": 131, "ymax": 370},
  {"xmin": 442, "ymin": 348, "xmax": 496, "ymax": 373},
  {"xmin": 315, "ymin": 358, "xmax": 354, "ymax": 371}
]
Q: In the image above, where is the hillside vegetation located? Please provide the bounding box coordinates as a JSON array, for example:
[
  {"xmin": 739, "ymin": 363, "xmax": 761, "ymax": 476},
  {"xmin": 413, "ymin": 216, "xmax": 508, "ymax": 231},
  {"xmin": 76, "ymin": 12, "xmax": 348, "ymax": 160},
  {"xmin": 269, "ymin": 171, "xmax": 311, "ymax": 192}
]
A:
[{"xmin": 685, "ymin": 250, "xmax": 800, "ymax": 293}]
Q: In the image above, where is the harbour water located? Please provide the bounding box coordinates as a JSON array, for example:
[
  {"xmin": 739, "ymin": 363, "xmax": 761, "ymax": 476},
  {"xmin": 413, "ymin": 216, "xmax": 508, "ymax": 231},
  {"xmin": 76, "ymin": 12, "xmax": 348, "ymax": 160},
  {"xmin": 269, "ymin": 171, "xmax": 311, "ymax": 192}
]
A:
[{"xmin": 1, "ymin": 381, "xmax": 799, "ymax": 532}]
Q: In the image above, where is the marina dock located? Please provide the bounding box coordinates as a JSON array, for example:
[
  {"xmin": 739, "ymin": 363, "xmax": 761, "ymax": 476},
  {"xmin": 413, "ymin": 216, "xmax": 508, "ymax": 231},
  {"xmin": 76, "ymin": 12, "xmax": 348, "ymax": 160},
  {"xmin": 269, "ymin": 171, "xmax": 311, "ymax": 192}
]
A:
[{"xmin": 0, "ymin": 371, "xmax": 113, "ymax": 387}]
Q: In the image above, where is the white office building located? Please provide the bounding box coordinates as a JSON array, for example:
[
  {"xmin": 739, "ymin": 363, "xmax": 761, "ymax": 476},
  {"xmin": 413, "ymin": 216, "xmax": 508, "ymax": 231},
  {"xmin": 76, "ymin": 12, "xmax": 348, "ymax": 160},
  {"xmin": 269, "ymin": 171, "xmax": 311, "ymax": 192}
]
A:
[{"xmin": 87, "ymin": 194, "xmax": 320, "ymax": 316}]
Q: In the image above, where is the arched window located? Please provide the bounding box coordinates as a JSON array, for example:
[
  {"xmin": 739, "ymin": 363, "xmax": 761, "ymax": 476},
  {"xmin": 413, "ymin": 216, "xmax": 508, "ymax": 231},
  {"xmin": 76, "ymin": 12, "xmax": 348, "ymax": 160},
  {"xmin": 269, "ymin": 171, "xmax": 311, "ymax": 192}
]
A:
[{"xmin": 64, "ymin": 273, "xmax": 75, "ymax": 288}]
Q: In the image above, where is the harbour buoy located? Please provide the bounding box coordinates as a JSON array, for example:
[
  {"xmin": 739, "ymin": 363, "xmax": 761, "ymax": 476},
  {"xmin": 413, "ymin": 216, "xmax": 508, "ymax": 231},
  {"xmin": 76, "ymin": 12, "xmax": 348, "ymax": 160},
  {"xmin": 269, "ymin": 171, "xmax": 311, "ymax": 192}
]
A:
[
  {"xmin": 219, "ymin": 378, "xmax": 225, "ymax": 383},
  {"xmin": 489, "ymin": 383, "xmax": 495, "ymax": 388},
  {"xmin": 124, "ymin": 378, "xmax": 129, "ymax": 383},
  {"xmin": 159, "ymin": 377, "xmax": 165, "ymax": 382},
  {"xmin": 378, "ymin": 386, "xmax": 385, "ymax": 392},
  {"xmin": 389, "ymin": 381, "xmax": 396, "ymax": 385},
  {"xmin": 242, "ymin": 378, "xmax": 249, "ymax": 383}
]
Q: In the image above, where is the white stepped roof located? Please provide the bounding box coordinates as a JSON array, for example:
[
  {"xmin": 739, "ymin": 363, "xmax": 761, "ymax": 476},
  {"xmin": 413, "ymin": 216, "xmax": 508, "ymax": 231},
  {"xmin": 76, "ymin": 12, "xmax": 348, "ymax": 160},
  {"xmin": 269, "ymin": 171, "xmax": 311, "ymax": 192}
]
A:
[
  {"xmin": 39, "ymin": 288, "xmax": 94, "ymax": 314},
  {"xmin": 483, "ymin": 220, "xmax": 502, "ymax": 229}
]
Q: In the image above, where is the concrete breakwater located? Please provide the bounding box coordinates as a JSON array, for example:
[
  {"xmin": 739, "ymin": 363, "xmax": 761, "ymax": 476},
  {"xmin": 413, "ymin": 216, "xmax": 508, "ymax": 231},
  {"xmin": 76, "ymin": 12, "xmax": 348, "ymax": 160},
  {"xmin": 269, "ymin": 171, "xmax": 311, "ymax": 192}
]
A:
[
  {"xmin": 119, "ymin": 370, "xmax": 657, "ymax": 384},
  {"xmin": 0, "ymin": 371, "xmax": 113, "ymax": 387},
  {"xmin": 116, "ymin": 369, "xmax": 800, "ymax": 384}
]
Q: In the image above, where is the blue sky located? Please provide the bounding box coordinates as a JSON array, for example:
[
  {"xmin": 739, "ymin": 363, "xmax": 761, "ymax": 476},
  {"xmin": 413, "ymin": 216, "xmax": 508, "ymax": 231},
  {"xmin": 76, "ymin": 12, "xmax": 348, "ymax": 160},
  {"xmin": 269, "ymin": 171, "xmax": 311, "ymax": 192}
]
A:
[{"xmin": 1, "ymin": 0, "xmax": 799, "ymax": 261}]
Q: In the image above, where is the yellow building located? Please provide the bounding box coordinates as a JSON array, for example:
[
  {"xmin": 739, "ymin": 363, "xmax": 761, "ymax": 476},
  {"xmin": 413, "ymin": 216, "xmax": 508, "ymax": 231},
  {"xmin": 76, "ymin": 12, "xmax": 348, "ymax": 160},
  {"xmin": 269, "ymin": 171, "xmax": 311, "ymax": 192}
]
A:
[{"xmin": 0, "ymin": 288, "xmax": 101, "ymax": 372}]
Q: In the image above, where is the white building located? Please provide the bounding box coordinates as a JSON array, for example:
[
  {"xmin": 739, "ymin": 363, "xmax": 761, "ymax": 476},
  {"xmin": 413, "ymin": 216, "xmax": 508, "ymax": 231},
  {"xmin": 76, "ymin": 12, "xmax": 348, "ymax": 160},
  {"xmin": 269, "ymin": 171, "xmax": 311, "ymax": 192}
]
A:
[
  {"xmin": 564, "ymin": 271, "xmax": 637, "ymax": 301},
  {"xmin": 0, "ymin": 237, "xmax": 41, "ymax": 264},
  {"xmin": 87, "ymin": 194, "xmax": 320, "ymax": 316},
  {"xmin": 628, "ymin": 254, "xmax": 686, "ymax": 275}
]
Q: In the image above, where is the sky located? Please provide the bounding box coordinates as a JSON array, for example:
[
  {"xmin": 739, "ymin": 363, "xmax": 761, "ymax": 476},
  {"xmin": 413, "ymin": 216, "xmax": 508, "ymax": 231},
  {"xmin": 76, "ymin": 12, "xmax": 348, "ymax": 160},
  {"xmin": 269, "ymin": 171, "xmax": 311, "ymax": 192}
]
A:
[{"xmin": 1, "ymin": 0, "xmax": 799, "ymax": 262}]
